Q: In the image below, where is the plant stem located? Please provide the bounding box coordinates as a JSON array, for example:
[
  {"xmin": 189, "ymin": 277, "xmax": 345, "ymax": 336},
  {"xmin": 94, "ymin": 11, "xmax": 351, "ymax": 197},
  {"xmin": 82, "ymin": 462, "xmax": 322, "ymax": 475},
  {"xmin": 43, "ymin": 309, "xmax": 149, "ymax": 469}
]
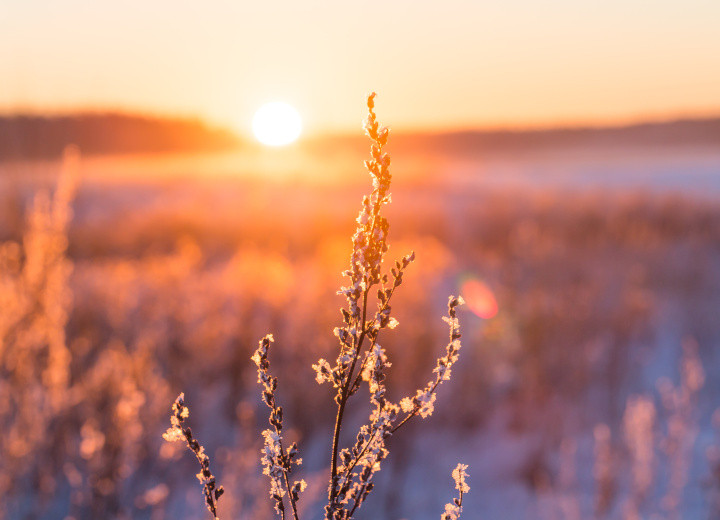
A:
[
  {"xmin": 282, "ymin": 468, "xmax": 300, "ymax": 520},
  {"xmin": 329, "ymin": 287, "xmax": 369, "ymax": 503}
]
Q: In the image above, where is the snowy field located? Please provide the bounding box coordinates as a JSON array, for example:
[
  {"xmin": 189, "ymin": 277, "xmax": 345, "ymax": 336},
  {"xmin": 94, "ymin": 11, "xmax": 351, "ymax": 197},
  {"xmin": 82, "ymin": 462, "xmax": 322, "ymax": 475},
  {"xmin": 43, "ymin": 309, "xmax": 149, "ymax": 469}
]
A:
[{"xmin": 2, "ymin": 143, "xmax": 720, "ymax": 519}]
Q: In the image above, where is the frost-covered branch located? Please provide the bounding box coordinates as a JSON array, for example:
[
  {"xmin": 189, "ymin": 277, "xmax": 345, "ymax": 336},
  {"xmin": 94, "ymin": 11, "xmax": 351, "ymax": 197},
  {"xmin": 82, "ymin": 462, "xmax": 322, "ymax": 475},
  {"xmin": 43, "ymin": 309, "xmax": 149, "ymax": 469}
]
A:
[
  {"xmin": 252, "ymin": 334, "xmax": 305, "ymax": 520},
  {"xmin": 441, "ymin": 463, "xmax": 470, "ymax": 520},
  {"xmin": 307, "ymin": 93, "xmax": 470, "ymax": 520},
  {"xmin": 163, "ymin": 393, "xmax": 224, "ymax": 520}
]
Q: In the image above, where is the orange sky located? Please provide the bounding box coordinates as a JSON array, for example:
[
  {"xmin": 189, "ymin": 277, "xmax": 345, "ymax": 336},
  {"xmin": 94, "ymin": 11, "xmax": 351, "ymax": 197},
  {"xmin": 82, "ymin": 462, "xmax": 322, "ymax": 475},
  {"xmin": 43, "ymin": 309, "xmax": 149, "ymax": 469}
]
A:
[{"xmin": 1, "ymin": 1, "xmax": 719, "ymax": 138}]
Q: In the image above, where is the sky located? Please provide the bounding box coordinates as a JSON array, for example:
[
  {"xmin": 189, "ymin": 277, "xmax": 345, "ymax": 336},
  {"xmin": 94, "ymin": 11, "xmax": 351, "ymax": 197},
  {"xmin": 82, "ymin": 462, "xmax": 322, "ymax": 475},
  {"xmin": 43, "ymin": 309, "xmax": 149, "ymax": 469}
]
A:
[{"xmin": 1, "ymin": 0, "xmax": 719, "ymax": 138}]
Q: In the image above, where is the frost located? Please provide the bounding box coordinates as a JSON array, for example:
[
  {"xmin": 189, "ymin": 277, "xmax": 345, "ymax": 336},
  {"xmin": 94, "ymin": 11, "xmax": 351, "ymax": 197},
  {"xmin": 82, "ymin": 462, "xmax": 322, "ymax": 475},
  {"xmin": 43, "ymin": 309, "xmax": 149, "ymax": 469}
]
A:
[{"xmin": 452, "ymin": 463, "xmax": 470, "ymax": 494}]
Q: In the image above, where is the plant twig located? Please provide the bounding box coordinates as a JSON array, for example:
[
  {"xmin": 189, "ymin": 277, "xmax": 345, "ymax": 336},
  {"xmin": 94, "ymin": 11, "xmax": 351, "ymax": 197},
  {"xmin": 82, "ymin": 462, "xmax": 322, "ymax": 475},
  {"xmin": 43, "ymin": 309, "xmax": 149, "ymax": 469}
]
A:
[{"xmin": 163, "ymin": 393, "xmax": 224, "ymax": 520}]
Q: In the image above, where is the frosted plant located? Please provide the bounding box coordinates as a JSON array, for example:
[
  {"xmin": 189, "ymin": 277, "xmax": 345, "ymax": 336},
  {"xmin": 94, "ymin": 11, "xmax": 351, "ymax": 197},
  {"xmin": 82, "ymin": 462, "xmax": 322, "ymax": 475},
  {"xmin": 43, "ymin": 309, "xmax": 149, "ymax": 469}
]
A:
[
  {"xmin": 164, "ymin": 393, "xmax": 225, "ymax": 519},
  {"xmin": 442, "ymin": 463, "xmax": 470, "ymax": 520},
  {"xmin": 622, "ymin": 394, "xmax": 656, "ymax": 520},
  {"xmin": 252, "ymin": 334, "xmax": 306, "ymax": 520},
  {"xmin": 253, "ymin": 93, "xmax": 469, "ymax": 520},
  {"xmin": 165, "ymin": 93, "xmax": 470, "ymax": 520},
  {"xmin": 0, "ymin": 145, "xmax": 79, "ymax": 507},
  {"xmin": 657, "ymin": 338, "xmax": 704, "ymax": 520}
]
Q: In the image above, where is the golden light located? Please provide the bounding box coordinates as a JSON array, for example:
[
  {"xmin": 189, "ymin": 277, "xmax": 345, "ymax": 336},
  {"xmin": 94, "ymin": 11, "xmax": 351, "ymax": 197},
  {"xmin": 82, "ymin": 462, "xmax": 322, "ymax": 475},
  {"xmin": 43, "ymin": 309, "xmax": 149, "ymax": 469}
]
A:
[
  {"xmin": 460, "ymin": 278, "xmax": 498, "ymax": 319},
  {"xmin": 252, "ymin": 102, "xmax": 302, "ymax": 146}
]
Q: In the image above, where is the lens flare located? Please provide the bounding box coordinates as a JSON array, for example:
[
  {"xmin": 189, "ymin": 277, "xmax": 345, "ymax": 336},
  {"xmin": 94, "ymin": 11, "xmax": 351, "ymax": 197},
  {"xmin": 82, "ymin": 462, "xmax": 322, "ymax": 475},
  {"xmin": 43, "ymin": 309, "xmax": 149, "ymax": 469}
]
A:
[{"xmin": 460, "ymin": 278, "xmax": 498, "ymax": 319}]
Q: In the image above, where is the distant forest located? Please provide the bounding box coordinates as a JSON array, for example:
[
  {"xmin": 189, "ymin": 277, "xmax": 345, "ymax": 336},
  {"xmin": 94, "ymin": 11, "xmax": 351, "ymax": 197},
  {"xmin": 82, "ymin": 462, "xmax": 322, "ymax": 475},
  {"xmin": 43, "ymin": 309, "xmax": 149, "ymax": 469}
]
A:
[
  {"xmin": 0, "ymin": 114, "xmax": 242, "ymax": 160},
  {"xmin": 1, "ymin": 113, "xmax": 719, "ymax": 161},
  {"xmin": 395, "ymin": 117, "xmax": 720, "ymax": 156},
  {"xmin": 317, "ymin": 117, "xmax": 720, "ymax": 158}
]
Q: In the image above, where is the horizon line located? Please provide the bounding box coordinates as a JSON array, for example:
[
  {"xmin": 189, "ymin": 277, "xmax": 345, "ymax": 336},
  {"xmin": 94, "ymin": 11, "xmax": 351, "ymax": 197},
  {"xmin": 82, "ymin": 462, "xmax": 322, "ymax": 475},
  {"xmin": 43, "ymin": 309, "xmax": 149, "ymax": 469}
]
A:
[{"xmin": 2, "ymin": 106, "xmax": 720, "ymax": 139}]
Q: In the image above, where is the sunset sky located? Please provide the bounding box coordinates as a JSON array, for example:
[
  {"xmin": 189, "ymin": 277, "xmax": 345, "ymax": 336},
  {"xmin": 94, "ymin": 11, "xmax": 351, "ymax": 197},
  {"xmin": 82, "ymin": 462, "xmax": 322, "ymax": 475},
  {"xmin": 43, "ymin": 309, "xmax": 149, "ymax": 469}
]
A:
[{"xmin": 1, "ymin": 0, "xmax": 719, "ymax": 138}]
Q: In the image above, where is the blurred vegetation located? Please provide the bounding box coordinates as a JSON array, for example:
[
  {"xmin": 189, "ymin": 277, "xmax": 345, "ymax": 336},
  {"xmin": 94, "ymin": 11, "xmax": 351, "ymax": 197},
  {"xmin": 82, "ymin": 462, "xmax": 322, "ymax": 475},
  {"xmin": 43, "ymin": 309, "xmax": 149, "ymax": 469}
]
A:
[{"xmin": 1, "ymin": 150, "xmax": 720, "ymax": 518}]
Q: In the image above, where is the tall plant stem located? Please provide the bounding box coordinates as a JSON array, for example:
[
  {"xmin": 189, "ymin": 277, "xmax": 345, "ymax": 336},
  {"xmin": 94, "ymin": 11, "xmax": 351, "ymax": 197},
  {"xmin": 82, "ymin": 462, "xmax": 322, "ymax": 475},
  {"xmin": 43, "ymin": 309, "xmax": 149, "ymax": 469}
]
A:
[{"xmin": 329, "ymin": 288, "xmax": 369, "ymax": 502}]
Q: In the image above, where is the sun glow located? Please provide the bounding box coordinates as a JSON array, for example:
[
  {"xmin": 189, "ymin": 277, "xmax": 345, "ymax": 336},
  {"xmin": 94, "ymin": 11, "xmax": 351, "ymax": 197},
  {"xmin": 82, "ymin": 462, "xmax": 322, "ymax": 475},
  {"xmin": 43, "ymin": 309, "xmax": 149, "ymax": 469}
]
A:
[{"xmin": 252, "ymin": 102, "xmax": 302, "ymax": 146}]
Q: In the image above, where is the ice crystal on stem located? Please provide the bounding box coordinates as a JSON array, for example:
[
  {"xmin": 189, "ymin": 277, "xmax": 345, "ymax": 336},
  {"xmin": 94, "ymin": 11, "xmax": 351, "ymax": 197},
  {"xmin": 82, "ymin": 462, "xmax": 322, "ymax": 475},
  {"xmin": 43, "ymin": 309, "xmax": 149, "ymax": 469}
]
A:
[
  {"xmin": 252, "ymin": 334, "xmax": 304, "ymax": 520},
  {"xmin": 163, "ymin": 393, "xmax": 224, "ymax": 519},
  {"xmin": 441, "ymin": 463, "xmax": 470, "ymax": 520}
]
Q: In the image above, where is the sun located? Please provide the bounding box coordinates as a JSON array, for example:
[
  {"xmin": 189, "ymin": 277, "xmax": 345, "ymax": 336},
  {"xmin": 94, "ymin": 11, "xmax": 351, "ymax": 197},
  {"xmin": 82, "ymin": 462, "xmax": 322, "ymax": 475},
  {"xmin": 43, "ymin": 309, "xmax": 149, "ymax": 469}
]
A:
[{"xmin": 252, "ymin": 102, "xmax": 302, "ymax": 146}]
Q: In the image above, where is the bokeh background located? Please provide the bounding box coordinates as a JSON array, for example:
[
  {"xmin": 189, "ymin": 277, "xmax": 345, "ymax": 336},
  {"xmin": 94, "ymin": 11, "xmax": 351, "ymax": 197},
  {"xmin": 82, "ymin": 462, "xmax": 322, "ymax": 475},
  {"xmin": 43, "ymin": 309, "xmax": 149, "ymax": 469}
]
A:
[{"xmin": 1, "ymin": 2, "xmax": 720, "ymax": 519}]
